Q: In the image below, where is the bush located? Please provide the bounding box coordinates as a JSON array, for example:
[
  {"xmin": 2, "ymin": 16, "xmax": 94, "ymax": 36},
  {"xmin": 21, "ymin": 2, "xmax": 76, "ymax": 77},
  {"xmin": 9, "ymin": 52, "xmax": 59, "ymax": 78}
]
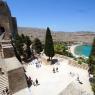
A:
[
  {"xmin": 54, "ymin": 43, "xmax": 74, "ymax": 58},
  {"xmin": 89, "ymin": 65, "xmax": 95, "ymax": 75},
  {"xmin": 78, "ymin": 60, "xmax": 82, "ymax": 64},
  {"xmin": 32, "ymin": 38, "xmax": 43, "ymax": 54},
  {"xmin": 65, "ymin": 52, "xmax": 74, "ymax": 58},
  {"xmin": 54, "ymin": 43, "xmax": 67, "ymax": 54},
  {"xmin": 92, "ymin": 83, "xmax": 95, "ymax": 93}
]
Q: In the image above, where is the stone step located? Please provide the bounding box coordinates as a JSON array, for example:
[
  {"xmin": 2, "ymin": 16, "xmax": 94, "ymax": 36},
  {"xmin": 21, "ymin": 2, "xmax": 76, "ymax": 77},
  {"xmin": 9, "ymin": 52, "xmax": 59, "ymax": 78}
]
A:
[
  {"xmin": 0, "ymin": 74, "xmax": 8, "ymax": 81},
  {"xmin": 0, "ymin": 74, "xmax": 9, "ymax": 95}
]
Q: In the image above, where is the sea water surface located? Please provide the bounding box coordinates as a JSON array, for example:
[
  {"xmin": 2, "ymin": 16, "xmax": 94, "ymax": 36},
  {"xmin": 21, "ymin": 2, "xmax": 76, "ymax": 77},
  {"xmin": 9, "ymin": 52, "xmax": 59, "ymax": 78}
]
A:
[{"xmin": 74, "ymin": 45, "xmax": 92, "ymax": 57}]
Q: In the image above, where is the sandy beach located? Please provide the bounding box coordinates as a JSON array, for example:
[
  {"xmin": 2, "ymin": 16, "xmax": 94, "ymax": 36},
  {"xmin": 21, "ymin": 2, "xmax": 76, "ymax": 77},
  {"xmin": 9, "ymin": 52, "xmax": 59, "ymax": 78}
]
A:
[{"xmin": 70, "ymin": 45, "xmax": 80, "ymax": 58}]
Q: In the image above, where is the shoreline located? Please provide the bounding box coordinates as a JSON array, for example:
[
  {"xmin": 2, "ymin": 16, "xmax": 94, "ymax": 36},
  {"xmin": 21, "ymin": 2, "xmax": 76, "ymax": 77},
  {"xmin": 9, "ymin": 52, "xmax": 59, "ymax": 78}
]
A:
[
  {"xmin": 70, "ymin": 44, "xmax": 88, "ymax": 59},
  {"xmin": 70, "ymin": 44, "xmax": 81, "ymax": 58}
]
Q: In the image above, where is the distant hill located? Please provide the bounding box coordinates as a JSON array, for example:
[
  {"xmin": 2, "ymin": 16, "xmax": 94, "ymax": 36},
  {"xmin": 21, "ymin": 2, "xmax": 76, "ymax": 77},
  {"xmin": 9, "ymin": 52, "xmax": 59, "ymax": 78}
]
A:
[{"xmin": 18, "ymin": 27, "xmax": 95, "ymax": 44}]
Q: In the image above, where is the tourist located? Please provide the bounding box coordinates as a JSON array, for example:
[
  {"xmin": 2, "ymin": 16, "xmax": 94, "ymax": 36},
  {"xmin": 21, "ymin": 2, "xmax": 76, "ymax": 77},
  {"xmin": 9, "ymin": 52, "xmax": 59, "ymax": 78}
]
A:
[
  {"xmin": 2, "ymin": 90, "xmax": 5, "ymax": 95},
  {"xmin": 77, "ymin": 74, "xmax": 80, "ymax": 81},
  {"xmin": 36, "ymin": 63, "xmax": 39, "ymax": 68},
  {"xmin": 32, "ymin": 81, "xmax": 35, "ymax": 86},
  {"xmin": 77, "ymin": 74, "xmax": 83, "ymax": 84},
  {"xmin": 77, "ymin": 76, "xmax": 79, "ymax": 81},
  {"xmin": 5, "ymin": 87, "xmax": 10, "ymax": 95},
  {"xmin": 53, "ymin": 68, "xmax": 55, "ymax": 73},
  {"xmin": 5, "ymin": 87, "xmax": 8, "ymax": 93},
  {"xmin": 56, "ymin": 67, "xmax": 59, "ymax": 72},
  {"xmin": 35, "ymin": 78, "xmax": 39, "ymax": 86},
  {"xmin": 27, "ymin": 76, "xmax": 33, "ymax": 87}
]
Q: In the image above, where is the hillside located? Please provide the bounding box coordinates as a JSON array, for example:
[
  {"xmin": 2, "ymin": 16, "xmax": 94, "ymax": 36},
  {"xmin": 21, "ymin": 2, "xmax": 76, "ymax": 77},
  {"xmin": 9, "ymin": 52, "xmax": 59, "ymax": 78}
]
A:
[{"xmin": 18, "ymin": 27, "xmax": 95, "ymax": 44}]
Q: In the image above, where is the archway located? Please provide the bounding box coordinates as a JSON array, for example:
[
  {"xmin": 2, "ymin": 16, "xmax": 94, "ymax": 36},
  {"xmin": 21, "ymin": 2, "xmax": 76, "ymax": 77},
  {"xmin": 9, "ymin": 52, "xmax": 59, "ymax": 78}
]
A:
[{"xmin": 0, "ymin": 26, "xmax": 5, "ymax": 35}]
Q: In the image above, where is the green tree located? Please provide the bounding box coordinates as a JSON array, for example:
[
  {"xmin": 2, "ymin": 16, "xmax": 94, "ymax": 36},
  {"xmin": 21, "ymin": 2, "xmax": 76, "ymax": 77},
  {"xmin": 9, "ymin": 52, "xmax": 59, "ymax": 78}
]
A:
[
  {"xmin": 25, "ymin": 46, "xmax": 32, "ymax": 59},
  {"xmin": 54, "ymin": 43, "xmax": 73, "ymax": 57},
  {"xmin": 25, "ymin": 36, "xmax": 32, "ymax": 47},
  {"xmin": 54, "ymin": 43, "xmax": 67, "ymax": 54},
  {"xmin": 14, "ymin": 34, "xmax": 24, "ymax": 56},
  {"xmin": 21, "ymin": 34, "xmax": 26, "ymax": 43},
  {"xmin": 24, "ymin": 36, "xmax": 32, "ymax": 58},
  {"xmin": 44, "ymin": 27, "xmax": 55, "ymax": 60},
  {"xmin": 13, "ymin": 34, "xmax": 32, "ymax": 60},
  {"xmin": 11, "ymin": 38, "xmax": 22, "ymax": 63},
  {"xmin": 33, "ymin": 38, "xmax": 43, "ymax": 54}
]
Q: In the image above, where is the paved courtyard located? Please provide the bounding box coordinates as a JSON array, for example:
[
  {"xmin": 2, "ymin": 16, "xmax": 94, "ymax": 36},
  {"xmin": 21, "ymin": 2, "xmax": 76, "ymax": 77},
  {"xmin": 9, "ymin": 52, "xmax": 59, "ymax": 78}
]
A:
[{"xmin": 24, "ymin": 56, "xmax": 93, "ymax": 95}]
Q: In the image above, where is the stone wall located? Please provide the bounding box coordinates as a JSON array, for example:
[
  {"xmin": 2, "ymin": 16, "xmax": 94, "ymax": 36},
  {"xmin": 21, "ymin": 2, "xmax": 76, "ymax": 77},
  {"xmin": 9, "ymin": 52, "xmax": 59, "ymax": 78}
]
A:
[{"xmin": 0, "ymin": 1, "xmax": 18, "ymax": 40}]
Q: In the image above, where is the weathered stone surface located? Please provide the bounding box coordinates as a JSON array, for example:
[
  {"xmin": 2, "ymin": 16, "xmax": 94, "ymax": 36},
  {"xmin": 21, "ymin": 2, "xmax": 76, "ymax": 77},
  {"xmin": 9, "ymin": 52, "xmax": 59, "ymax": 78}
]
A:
[
  {"xmin": 0, "ymin": 1, "xmax": 28, "ymax": 95},
  {"xmin": 0, "ymin": 0, "xmax": 17, "ymax": 40},
  {"xmin": 8, "ymin": 67, "xmax": 28, "ymax": 94},
  {"xmin": 0, "ymin": 0, "xmax": 18, "ymax": 58}
]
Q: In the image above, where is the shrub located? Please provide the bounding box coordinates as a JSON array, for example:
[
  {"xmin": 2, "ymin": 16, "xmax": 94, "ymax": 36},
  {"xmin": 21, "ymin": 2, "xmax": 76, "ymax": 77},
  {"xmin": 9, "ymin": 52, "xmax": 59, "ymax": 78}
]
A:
[
  {"xmin": 92, "ymin": 83, "xmax": 95, "ymax": 93},
  {"xmin": 78, "ymin": 60, "xmax": 82, "ymax": 64}
]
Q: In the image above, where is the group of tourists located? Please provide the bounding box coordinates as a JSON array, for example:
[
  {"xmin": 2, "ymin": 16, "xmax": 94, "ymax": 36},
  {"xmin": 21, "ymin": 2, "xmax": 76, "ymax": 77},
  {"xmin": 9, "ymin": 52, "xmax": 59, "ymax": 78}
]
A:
[
  {"xmin": 35, "ymin": 61, "xmax": 41, "ymax": 68},
  {"xmin": 29, "ymin": 58, "xmax": 42, "ymax": 68},
  {"xmin": 53, "ymin": 67, "xmax": 59, "ymax": 73},
  {"xmin": 27, "ymin": 77, "xmax": 39, "ymax": 87},
  {"xmin": 33, "ymin": 78, "xmax": 39, "ymax": 86},
  {"xmin": 2, "ymin": 87, "xmax": 11, "ymax": 95}
]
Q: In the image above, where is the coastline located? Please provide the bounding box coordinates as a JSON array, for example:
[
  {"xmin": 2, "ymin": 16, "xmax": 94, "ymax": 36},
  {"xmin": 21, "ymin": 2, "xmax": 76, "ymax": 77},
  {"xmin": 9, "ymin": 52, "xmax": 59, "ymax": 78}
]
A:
[
  {"xmin": 70, "ymin": 44, "xmax": 80, "ymax": 58},
  {"xmin": 70, "ymin": 44, "xmax": 88, "ymax": 59}
]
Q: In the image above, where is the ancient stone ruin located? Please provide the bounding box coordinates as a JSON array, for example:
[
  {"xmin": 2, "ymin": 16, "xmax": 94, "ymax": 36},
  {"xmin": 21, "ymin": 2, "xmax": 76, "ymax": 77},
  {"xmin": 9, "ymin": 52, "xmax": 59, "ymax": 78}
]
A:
[
  {"xmin": 0, "ymin": 0, "xmax": 17, "ymax": 40},
  {"xmin": 0, "ymin": 1, "xmax": 28, "ymax": 95},
  {"xmin": 0, "ymin": 0, "xmax": 18, "ymax": 58}
]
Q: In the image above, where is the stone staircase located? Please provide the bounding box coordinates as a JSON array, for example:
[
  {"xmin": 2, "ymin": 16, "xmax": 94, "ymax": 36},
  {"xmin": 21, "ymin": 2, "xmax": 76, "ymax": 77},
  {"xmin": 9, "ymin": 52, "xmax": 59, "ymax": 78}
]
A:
[
  {"xmin": 0, "ymin": 50, "xmax": 10, "ymax": 95},
  {"xmin": 0, "ymin": 72, "xmax": 9, "ymax": 95}
]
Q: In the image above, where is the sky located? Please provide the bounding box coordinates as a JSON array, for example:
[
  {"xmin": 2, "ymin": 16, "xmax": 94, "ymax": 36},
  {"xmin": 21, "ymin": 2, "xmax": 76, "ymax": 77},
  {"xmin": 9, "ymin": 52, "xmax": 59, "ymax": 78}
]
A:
[{"xmin": 6, "ymin": 0, "xmax": 95, "ymax": 32}]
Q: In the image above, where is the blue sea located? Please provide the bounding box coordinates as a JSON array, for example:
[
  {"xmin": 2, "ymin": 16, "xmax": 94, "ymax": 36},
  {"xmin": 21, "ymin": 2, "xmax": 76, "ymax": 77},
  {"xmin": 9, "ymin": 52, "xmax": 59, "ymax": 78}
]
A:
[{"xmin": 74, "ymin": 45, "xmax": 92, "ymax": 57}]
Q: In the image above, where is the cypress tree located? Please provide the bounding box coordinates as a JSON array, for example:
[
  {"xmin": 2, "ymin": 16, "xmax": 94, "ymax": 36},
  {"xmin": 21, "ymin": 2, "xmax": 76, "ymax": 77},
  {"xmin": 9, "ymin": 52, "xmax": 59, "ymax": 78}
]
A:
[
  {"xmin": 33, "ymin": 38, "xmax": 43, "ymax": 54},
  {"xmin": 44, "ymin": 27, "xmax": 55, "ymax": 60}
]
